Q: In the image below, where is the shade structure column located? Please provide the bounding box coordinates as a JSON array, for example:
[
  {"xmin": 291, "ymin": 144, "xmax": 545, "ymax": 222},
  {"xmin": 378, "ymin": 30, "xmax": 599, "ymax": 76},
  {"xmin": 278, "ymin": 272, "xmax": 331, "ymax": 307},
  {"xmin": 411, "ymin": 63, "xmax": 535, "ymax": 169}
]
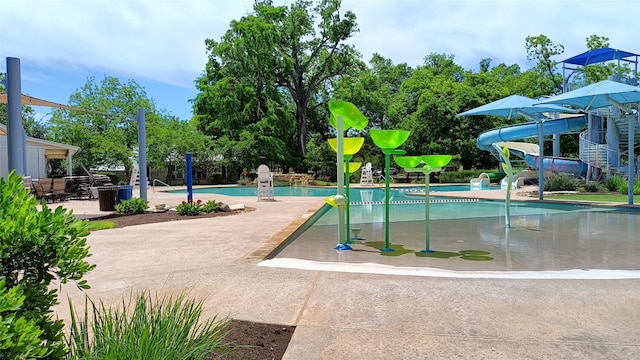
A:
[
  {"xmin": 537, "ymin": 120, "xmax": 544, "ymax": 200},
  {"xmin": 6, "ymin": 57, "xmax": 25, "ymax": 175}
]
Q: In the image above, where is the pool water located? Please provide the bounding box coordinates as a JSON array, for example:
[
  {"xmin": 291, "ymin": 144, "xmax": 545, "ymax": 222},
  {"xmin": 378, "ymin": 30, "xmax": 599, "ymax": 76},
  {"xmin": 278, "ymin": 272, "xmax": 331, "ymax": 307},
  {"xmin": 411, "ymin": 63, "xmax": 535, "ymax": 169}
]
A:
[
  {"xmin": 269, "ymin": 200, "xmax": 640, "ymax": 273},
  {"xmin": 180, "ymin": 184, "xmax": 495, "ymax": 201}
]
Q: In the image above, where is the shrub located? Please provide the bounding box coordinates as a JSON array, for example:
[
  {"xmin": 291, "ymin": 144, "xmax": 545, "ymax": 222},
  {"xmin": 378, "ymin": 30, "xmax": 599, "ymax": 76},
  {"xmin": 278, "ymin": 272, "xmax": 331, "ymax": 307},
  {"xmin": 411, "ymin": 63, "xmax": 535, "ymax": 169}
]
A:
[
  {"xmin": 543, "ymin": 174, "xmax": 579, "ymax": 191},
  {"xmin": 202, "ymin": 200, "xmax": 219, "ymax": 213},
  {"xmin": 0, "ymin": 171, "xmax": 95, "ymax": 358},
  {"xmin": 0, "ymin": 280, "xmax": 48, "ymax": 359},
  {"xmin": 115, "ymin": 197, "xmax": 149, "ymax": 214},
  {"xmin": 605, "ymin": 175, "xmax": 627, "ymax": 192},
  {"xmin": 438, "ymin": 170, "xmax": 499, "ymax": 184},
  {"xmin": 583, "ymin": 182, "xmax": 601, "ymax": 193},
  {"xmin": 617, "ymin": 178, "xmax": 640, "ymax": 195},
  {"xmin": 67, "ymin": 292, "xmax": 237, "ymax": 359},
  {"xmin": 176, "ymin": 199, "xmax": 203, "ymax": 216}
]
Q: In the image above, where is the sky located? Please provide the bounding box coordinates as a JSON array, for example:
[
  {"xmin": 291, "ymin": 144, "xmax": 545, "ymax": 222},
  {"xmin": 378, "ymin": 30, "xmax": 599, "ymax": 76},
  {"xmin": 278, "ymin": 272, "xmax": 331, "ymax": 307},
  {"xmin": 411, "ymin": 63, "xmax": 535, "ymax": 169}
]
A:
[{"xmin": 1, "ymin": 0, "xmax": 638, "ymax": 121}]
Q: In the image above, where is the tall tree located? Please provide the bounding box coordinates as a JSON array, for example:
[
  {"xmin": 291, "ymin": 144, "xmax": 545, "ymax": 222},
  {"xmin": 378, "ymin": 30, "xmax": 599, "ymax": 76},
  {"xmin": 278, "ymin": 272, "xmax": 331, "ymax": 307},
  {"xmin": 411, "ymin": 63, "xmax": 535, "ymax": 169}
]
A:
[
  {"xmin": 525, "ymin": 34, "xmax": 565, "ymax": 94},
  {"xmin": 194, "ymin": 0, "xmax": 361, "ymax": 159}
]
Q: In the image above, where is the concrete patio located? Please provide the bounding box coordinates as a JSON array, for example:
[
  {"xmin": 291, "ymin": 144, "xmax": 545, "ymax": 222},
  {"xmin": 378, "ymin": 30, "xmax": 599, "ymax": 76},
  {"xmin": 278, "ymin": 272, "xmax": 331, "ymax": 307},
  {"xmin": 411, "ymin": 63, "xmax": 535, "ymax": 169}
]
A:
[{"xmin": 52, "ymin": 185, "xmax": 640, "ymax": 359}]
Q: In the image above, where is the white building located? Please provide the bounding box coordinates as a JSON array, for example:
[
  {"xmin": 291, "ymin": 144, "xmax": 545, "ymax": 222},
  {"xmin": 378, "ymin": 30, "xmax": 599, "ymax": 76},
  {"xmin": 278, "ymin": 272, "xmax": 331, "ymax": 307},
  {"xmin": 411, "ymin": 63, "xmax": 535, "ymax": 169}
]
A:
[{"xmin": 0, "ymin": 123, "xmax": 79, "ymax": 179}]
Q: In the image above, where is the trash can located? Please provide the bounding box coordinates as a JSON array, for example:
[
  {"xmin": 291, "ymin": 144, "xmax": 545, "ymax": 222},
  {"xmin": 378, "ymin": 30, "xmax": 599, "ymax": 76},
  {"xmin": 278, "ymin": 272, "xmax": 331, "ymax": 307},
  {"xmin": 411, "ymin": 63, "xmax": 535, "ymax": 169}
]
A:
[
  {"xmin": 116, "ymin": 185, "xmax": 134, "ymax": 204},
  {"xmin": 98, "ymin": 186, "xmax": 118, "ymax": 211}
]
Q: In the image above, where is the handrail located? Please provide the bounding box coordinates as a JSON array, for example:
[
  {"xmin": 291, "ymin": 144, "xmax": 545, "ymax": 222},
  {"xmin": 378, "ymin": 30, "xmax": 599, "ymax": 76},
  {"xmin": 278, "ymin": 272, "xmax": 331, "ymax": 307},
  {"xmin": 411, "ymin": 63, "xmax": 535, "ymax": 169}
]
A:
[{"xmin": 152, "ymin": 179, "xmax": 175, "ymax": 192}]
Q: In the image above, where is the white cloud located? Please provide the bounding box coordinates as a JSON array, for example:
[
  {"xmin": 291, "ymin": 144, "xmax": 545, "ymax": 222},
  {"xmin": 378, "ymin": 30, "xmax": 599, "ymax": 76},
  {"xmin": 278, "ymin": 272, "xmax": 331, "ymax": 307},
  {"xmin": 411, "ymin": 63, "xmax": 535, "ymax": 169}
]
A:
[{"xmin": 1, "ymin": 0, "xmax": 638, "ymax": 119}]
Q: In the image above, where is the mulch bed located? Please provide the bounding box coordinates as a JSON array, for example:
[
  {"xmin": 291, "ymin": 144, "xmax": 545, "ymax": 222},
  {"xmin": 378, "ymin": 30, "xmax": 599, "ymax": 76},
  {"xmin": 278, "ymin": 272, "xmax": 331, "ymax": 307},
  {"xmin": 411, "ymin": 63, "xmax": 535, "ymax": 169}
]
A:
[
  {"xmin": 88, "ymin": 208, "xmax": 296, "ymax": 359},
  {"xmin": 88, "ymin": 207, "xmax": 255, "ymax": 228}
]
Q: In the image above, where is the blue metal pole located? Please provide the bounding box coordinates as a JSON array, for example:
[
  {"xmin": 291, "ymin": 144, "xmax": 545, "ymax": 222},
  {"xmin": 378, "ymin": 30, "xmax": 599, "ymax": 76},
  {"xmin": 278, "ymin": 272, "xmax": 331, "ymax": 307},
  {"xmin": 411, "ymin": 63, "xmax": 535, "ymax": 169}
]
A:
[
  {"xmin": 137, "ymin": 109, "xmax": 148, "ymax": 201},
  {"xmin": 628, "ymin": 115, "xmax": 635, "ymax": 205},
  {"xmin": 186, "ymin": 153, "xmax": 193, "ymax": 202},
  {"xmin": 6, "ymin": 57, "xmax": 25, "ymax": 175}
]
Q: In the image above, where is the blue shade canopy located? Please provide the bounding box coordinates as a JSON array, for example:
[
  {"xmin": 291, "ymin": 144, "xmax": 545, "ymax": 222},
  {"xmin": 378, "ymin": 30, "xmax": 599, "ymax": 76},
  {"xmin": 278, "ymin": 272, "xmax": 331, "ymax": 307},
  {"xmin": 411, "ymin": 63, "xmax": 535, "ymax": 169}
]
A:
[
  {"xmin": 537, "ymin": 80, "xmax": 640, "ymax": 111},
  {"xmin": 456, "ymin": 94, "xmax": 577, "ymax": 120},
  {"xmin": 563, "ymin": 48, "xmax": 639, "ymax": 66}
]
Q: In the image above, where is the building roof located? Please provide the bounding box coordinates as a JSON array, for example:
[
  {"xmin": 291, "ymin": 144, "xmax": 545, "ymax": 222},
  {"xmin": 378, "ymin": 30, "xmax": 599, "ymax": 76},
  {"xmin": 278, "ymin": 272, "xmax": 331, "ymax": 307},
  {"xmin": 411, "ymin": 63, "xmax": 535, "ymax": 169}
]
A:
[
  {"xmin": 563, "ymin": 48, "xmax": 639, "ymax": 66},
  {"xmin": 0, "ymin": 123, "xmax": 80, "ymax": 159}
]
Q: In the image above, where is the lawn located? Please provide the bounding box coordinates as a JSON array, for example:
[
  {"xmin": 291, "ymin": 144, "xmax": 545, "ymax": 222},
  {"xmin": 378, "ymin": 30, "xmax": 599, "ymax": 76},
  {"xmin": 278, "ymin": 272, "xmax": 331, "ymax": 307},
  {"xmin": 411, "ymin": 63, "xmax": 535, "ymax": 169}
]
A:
[{"xmin": 546, "ymin": 193, "xmax": 640, "ymax": 203}]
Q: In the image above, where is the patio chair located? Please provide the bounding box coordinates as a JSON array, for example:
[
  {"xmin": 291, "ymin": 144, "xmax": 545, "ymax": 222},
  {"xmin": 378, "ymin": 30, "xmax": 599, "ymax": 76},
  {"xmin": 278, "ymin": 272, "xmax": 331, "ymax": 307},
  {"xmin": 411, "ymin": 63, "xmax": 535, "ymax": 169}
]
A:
[
  {"xmin": 89, "ymin": 186, "xmax": 100, "ymax": 200},
  {"xmin": 33, "ymin": 178, "xmax": 54, "ymax": 202},
  {"xmin": 257, "ymin": 164, "xmax": 275, "ymax": 201},
  {"xmin": 51, "ymin": 178, "xmax": 68, "ymax": 202}
]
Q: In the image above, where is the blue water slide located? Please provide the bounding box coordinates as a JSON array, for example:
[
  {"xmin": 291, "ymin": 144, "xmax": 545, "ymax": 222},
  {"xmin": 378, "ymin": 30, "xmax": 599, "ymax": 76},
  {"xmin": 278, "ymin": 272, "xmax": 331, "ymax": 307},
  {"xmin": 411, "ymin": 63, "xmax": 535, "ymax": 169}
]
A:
[
  {"xmin": 477, "ymin": 117, "xmax": 589, "ymax": 176},
  {"xmin": 524, "ymin": 154, "xmax": 589, "ymax": 176}
]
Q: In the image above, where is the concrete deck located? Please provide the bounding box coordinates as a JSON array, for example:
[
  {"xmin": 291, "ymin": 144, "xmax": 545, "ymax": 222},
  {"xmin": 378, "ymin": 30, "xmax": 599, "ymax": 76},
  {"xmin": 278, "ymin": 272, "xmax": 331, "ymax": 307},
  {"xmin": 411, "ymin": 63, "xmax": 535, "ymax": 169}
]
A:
[{"xmin": 53, "ymin": 186, "xmax": 640, "ymax": 359}]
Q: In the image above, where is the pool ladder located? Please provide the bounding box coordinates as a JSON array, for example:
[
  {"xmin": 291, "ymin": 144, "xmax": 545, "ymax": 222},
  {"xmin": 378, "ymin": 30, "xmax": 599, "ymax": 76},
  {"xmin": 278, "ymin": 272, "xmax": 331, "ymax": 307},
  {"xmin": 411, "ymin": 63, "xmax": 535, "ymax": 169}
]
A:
[{"xmin": 152, "ymin": 179, "xmax": 176, "ymax": 192}]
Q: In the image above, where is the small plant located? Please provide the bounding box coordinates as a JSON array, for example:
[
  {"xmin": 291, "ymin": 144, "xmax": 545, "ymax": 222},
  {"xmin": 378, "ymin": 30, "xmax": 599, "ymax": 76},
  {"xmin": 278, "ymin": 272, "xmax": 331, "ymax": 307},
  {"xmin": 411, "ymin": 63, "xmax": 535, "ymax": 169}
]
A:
[
  {"xmin": 543, "ymin": 174, "xmax": 579, "ymax": 191},
  {"xmin": 605, "ymin": 175, "xmax": 627, "ymax": 192},
  {"xmin": 202, "ymin": 200, "xmax": 219, "ymax": 213},
  {"xmin": 176, "ymin": 199, "xmax": 203, "ymax": 216},
  {"xmin": 583, "ymin": 182, "xmax": 601, "ymax": 193},
  {"xmin": 67, "ymin": 291, "xmax": 237, "ymax": 359},
  {"xmin": 237, "ymin": 177, "xmax": 251, "ymax": 186},
  {"xmin": 115, "ymin": 197, "xmax": 149, "ymax": 214}
]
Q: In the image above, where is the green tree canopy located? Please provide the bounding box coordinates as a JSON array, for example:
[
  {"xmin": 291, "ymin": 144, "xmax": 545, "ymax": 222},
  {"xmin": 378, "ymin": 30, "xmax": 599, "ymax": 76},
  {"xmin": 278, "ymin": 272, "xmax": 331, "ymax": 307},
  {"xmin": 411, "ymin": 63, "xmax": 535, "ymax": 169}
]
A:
[{"xmin": 193, "ymin": 0, "xmax": 361, "ymax": 175}]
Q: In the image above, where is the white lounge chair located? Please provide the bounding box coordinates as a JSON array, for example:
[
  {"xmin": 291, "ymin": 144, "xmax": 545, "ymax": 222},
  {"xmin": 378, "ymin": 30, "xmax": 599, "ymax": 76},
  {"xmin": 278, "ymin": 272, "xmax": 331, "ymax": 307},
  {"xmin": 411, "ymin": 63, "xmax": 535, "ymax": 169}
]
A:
[
  {"xmin": 500, "ymin": 175, "xmax": 524, "ymax": 190},
  {"xmin": 257, "ymin": 164, "xmax": 275, "ymax": 201},
  {"xmin": 470, "ymin": 172, "xmax": 490, "ymax": 190}
]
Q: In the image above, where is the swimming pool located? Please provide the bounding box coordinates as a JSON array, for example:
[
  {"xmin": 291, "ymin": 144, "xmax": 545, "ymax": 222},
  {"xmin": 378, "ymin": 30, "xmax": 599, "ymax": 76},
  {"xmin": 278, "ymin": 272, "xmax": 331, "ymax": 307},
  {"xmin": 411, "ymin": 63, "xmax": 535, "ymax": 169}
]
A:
[
  {"xmin": 266, "ymin": 200, "xmax": 640, "ymax": 274},
  {"xmin": 177, "ymin": 184, "xmax": 495, "ymax": 201}
]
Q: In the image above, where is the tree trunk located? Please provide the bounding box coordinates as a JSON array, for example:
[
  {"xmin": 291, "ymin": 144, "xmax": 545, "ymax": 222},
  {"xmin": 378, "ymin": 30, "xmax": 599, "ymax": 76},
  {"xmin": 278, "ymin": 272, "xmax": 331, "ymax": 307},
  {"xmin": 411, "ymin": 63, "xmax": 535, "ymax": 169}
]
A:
[{"xmin": 296, "ymin": 98, "xmax": 308, "ymax": 156}]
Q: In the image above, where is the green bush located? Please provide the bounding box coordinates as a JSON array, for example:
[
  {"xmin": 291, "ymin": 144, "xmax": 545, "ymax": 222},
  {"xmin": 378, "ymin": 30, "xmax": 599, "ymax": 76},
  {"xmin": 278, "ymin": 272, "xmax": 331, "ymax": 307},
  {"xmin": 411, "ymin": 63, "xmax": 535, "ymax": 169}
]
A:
[
  {"xmin": 615, "ymin": 178, "xmax": 640, "ymax": 195},
  {"xmin": 67, "ymin": 292, "xmax": 237, "ymax": 359},
  {"xmin": 605, "ymin": 175, "xmax": 627, "ymax": 192},
  {"xmin": 115, "ymin": 197, "xmax": 149, "ymax": 214},
  {"xmin": 0, "ymin": 280, "xmax": 48, "ymax": 359},
  {"xmin": 583, "ymin": 182, "xmax": 601, "ymax": 193},
  {"xmin": 176, "ymin": 199, "xmax": 203, "ymax": 216},
  {"xmin": 438, "ymin": 170, "xmax": 499, "ymax": 183},
  {"xmin": 0, "ymin": 171, "xmax": 95, "ymax": 358},
  {"xmin": 202, "ymin": 200, "xmax": 219, "ymax": 213},
  {"xmin": 543, "ymin": 174, "xmax": 579, "ymax": 191}
]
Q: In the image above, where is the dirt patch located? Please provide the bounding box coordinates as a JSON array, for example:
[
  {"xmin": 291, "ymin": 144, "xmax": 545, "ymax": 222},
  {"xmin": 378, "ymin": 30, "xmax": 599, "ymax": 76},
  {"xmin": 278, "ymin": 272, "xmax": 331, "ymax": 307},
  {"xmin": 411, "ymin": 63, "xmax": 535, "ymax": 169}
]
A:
[{"xmin": 211, "ymin": 320, "xmax": 295, "ymax": 360}]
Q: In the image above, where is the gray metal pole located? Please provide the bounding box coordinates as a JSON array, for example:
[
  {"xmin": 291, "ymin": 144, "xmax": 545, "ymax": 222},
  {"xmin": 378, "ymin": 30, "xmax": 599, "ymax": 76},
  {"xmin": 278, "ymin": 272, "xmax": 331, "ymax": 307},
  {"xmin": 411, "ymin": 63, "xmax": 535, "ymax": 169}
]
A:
[
  {"xmin": 137, "ymin": 109, "xmax": 148, "ymax": 201},
  {"xmin": 538, "ymin": 121, "xmax": 544, "ymax": 200},
  {"xmin": 6, "ymin": 57, "xmax": 25, "ymax": 175}
]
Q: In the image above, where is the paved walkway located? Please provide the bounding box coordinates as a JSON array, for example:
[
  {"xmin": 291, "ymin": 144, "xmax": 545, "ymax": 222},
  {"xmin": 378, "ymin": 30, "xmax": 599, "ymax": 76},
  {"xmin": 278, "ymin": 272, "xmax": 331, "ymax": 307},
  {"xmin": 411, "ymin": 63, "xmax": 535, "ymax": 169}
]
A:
[{"xmin": 53, "ymin": 186, "xmax": 640, "ymax": 359}]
